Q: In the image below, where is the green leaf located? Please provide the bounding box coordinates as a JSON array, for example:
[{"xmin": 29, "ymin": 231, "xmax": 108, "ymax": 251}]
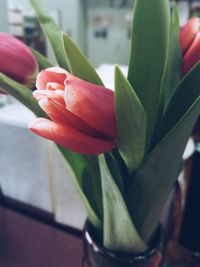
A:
[
  {"xmin": 32, "ymin": 48, "xmax": 52, "ymax": 70},
  {"xmin": 30, "ymin": 0, "xmax": 69, "ymax": 70},
  {"xmin": 58, "ymin": 146, "xmax": 102, "ymax": 229},
  {"xmin": 0, "ymin": 73, "xmax": 45, "ymax": 117},
  {"xmin": 156, "ymin": 62, "xmax": 200, "ymax": 144},
  {"xmin": 159, "ymin": 3, "xmax": 181, "ymax": 114},
  {"xmin": 127, "ymin": 97, "xmax": 200, "ymax": 243},
  {"xmin": 115, "ymin": 66, "xmax": 146, "ymax": 174},
  {"xmin": 128, "ymin": 0, "xmax": 170, "ymax": 149},
  {"xmin": 56, "ymin": 31, "xmax": 105, "ymax": 225},
  {"xmin": 62, "ymin": 33, "xmax": 103, "ymax": 86},
  {"xmin": 104, "ymin": 152, "xmax": 126, "ymax": 195},
  {"xmin": 100, "ymin": 155, "xmax": 147, "ymax": 253},
  {"xmin": 82, "ymin": 156, "xmax": 103, "ymax": 224}
]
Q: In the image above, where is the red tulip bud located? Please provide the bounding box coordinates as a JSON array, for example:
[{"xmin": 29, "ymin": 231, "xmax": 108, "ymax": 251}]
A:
[
  {"xmin": 29, "ymin": 67, "xmax": 117, "ymax": 155},
  {"xmin": 180, "ymin": 17, "xmax": 200, "ymax": 75},
  {"xmin": 0, "ymin": 33, "xmax": 38, "ymax": 87}
]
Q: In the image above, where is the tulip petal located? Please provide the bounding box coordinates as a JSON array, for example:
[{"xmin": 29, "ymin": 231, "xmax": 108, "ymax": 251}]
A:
[
  {"xmin": 36, "ymin": 67, "xmax": 70, "ymax": 90},
  {"xmin": 180, "ymin": 17, "xmax": 200, "ymax": 55},
  {"xmin": 33, "ymin": 89, "xmax": 65, "ymax": 106},
  {"xmin": 47, "ymin": 82, "xmax": 65, "ymax": 90},
  {"xmin": 38, "ymin": 97, "xmax": 108, "ymax": 139},
  {"xmin": 182, "ymin": 32, "xmax": 200, "ymax": 75},
  {"xmin": 29, "ymin": 118, "xmax": 116, "ymax": 154},
  {"xmin": 64, "ymin": 77, "xmax": 116, "ymax": 138}
]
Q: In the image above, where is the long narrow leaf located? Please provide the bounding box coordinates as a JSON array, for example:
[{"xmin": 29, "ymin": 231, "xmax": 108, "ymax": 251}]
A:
[
  {"xmin": 30, "ymin": 0, "xmax": 69, "ymax": 70},
  {"xmin": 60, "ymin": 32, "xmax": 105, "ymax": 226},
  {"xmin": 58, "ymin": 147, "xmax": 102, "ymax": 229},
  {"xmin": 32, "ymin": 48, "xmax": 52, "ymax": 70},
  {"xmin": 100, "ymin": 156, "xmax": 147, "ymax": 253},
  {"xmin": 0, "ymin": 73, "xmax": 44, "ymax": 117},
  {"xmin": 104, "ymin": 152, "xmax": 126, "ymax": 195},
  {"xmin": 159, "ymin": 3, "xmax": 181, "ymax": 114},
  {"xmin": 115, "ymin": 66, "xmax": 146, "ymax": 174},
  {"xmin": 62, "ymin": 33, "xmax": 103, "ymax": 86},
  {"xmin": 128, "ymin": 0, "xmax": 170, "ymax": 148},
  {"xmin": 30, "ymin": 0, "xmax": 103, "ymax": 228},
  {"xmin": 127, "ymin": 97, "xmax": 200, "ymax": 242},
  {"xmin": 155, "ymin": 62, "xmax": 200, "ymax": 144}
]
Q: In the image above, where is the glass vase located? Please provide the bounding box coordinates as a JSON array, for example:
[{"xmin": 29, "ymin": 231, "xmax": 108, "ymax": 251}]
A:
[
  {"xmin": 164, "ymin": 149, "xmax": 200, "ymax": 266},
  {"xmin": 82, "ymin": 221, "xmax": 163, "ymax": 267},
  {"xmin": 0, "ymin": 186, "xmax": 4, "ymax": 205}
]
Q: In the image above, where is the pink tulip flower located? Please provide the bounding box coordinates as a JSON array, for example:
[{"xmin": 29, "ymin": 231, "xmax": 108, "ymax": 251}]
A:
[
  {"xmin": 29, "ymin": 67, "xmax": 117, "ymax": 155},
  {"xmin": 180, "ymin": 17, "xmax": 200, "ymax": 75},
  {"xmin": 0, "ymin": 32, "xmax": 38, "ymax": 87}
]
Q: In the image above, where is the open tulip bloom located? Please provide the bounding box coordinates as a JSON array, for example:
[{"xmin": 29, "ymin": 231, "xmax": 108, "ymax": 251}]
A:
[
  {"xmin": 30, "ymin": 67, "xmax": 117, "ymax": 155},
  {"xmin": 0, "ymin": 0, "xmax": 200, "ymax": 255}
]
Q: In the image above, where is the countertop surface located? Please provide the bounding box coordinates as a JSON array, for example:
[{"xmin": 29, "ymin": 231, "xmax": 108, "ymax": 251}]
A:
[{"xmin": 0, "ymin": 206, "xmax": 83, "ymax": 267}]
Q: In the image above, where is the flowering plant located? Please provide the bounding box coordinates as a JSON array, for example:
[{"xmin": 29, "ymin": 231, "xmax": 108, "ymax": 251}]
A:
[{"xmin": 0, "ymin": 0, "xmax": 200, "ymax": 255}]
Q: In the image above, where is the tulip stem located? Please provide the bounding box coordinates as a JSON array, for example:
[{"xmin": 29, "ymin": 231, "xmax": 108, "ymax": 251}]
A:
[{"xmin": 0, "ymin": 72, "xmax": 46, "ymax": 118}]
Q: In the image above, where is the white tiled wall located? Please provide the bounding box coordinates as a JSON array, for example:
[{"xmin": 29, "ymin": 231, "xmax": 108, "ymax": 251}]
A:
[
  {"xmin": 0, "ymin": 102, "xmax": 86, "ymax": 229},
  {"xmin": 0, "ymin": 122, "xmax": 53, "ymax": 212}
]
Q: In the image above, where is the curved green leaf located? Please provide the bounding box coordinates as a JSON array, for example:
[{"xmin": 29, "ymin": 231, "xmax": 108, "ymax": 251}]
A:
[
  {"xmin": 159, "ymin": 3, "xmax": 181, "ymax": 114},
  {"xmin": 60, "ymin": 32, "xmax": 104, "ymax": 227},
  {"xmin": 127, "ymin": 97, "xmax": 200, "ymax": 242},
  {"xmin": 100, "ymin": 156, "xmax": 147, "ymax": 253},
  {"xmin": 30, "ymin": 0, "xmax": 69, "ymax": 70},
  {"xmin": 58, "ymin": 147, "xmax": 102, "ymax": 229},
  {"xmin": 0, "ymin": 72, "xmax": 44, "ymax": 117},
  {"xmin": 115, "ymin": 66, "xmax": 146, "ymax": 174},
  {"xmin": 156, "ymin": 62, "xmax": 200, "ymax": 144},
  {"xmin": 62, "ymin": 33, "xmax": 103, "ymax": 86},
  {"xmin": 32, "ymin": 48, "xmax": 52, "ymax": 70},
  {"xmin": 128, "ymin": 0, "xmax": 170, "ymax": 148},
  {"xmin": 104, "ymin": 152, "xmax": 126, "ymax": 195}
]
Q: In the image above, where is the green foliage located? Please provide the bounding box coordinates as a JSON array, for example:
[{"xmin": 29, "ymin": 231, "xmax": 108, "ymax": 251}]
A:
[
  {"xmin": 62, "ymin": 33, "xmax": 103, "ymax": 86},
  {"xmin": 159, "ymin": 3, "xmax": 181, "ymax": 115},
  {"xmin": 104, "ymin": 152, "xmax": 126, "ymax": 195},
  {"xmin": 115, "ymin": 66, "xmax": 146, "ymax": 174},
  {"xmin": 156, "ymin": 62, "xmax": 200, "ymax": 144},
  {"xmin": 128, "ymin": 0, "xmax": 170, "ymax": 149},
  {"xmin": 58, "ymin": 147, "xmax": 103, "ymax": 229},
  {"xmin": 11, "ymin": 0, "xmax": 198, "ymax": 254},
  {"xmin": 30, "ymin": 0, "xmax": 104, "ymax": 230},
  {"xmin": 32, "ymin": 48, "xmax": 52, "ymax": 70},
  {"xmin": 0, "ymin": 73, "xmax": 44, "ymax": 117},
  {"xmin": 30, "ymin": 0, "xmax": 70, "ymax": 70},
  {"xmin": 100, "ymin": 156, "xmax": 147, "ymax": 253},
  {"xmin": 127, "ymin": 96, "xmax": 200, "ymax": 242}
]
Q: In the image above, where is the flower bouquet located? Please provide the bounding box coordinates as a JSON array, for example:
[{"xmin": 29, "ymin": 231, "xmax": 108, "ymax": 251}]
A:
[{"xmin": 0, "ymin": 0, "xmax": 200, "ymax": 266}]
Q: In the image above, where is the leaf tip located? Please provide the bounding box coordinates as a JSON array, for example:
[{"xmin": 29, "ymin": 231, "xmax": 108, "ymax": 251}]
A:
[{"xmin": 114, "ymin": 65, "xmax": 122, "ymax": 77}]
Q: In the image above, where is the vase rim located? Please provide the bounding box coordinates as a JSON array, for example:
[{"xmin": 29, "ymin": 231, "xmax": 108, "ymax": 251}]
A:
[{"xmin": 83, "ymin": 220, "xmax": 163, "ymax": 264}]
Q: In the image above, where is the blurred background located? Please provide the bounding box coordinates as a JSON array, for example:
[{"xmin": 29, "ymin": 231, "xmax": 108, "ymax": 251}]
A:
[
  {"xmin": 1, "ymin": 0, "xmax": 198, "ymax": 67},
  {"xmin": 0, "ymin": 0, "xmax": 199, "ymax": 231},
  {"xmin": 1, "ymin": 0, "xmax": 134, "ymax": 67}
]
